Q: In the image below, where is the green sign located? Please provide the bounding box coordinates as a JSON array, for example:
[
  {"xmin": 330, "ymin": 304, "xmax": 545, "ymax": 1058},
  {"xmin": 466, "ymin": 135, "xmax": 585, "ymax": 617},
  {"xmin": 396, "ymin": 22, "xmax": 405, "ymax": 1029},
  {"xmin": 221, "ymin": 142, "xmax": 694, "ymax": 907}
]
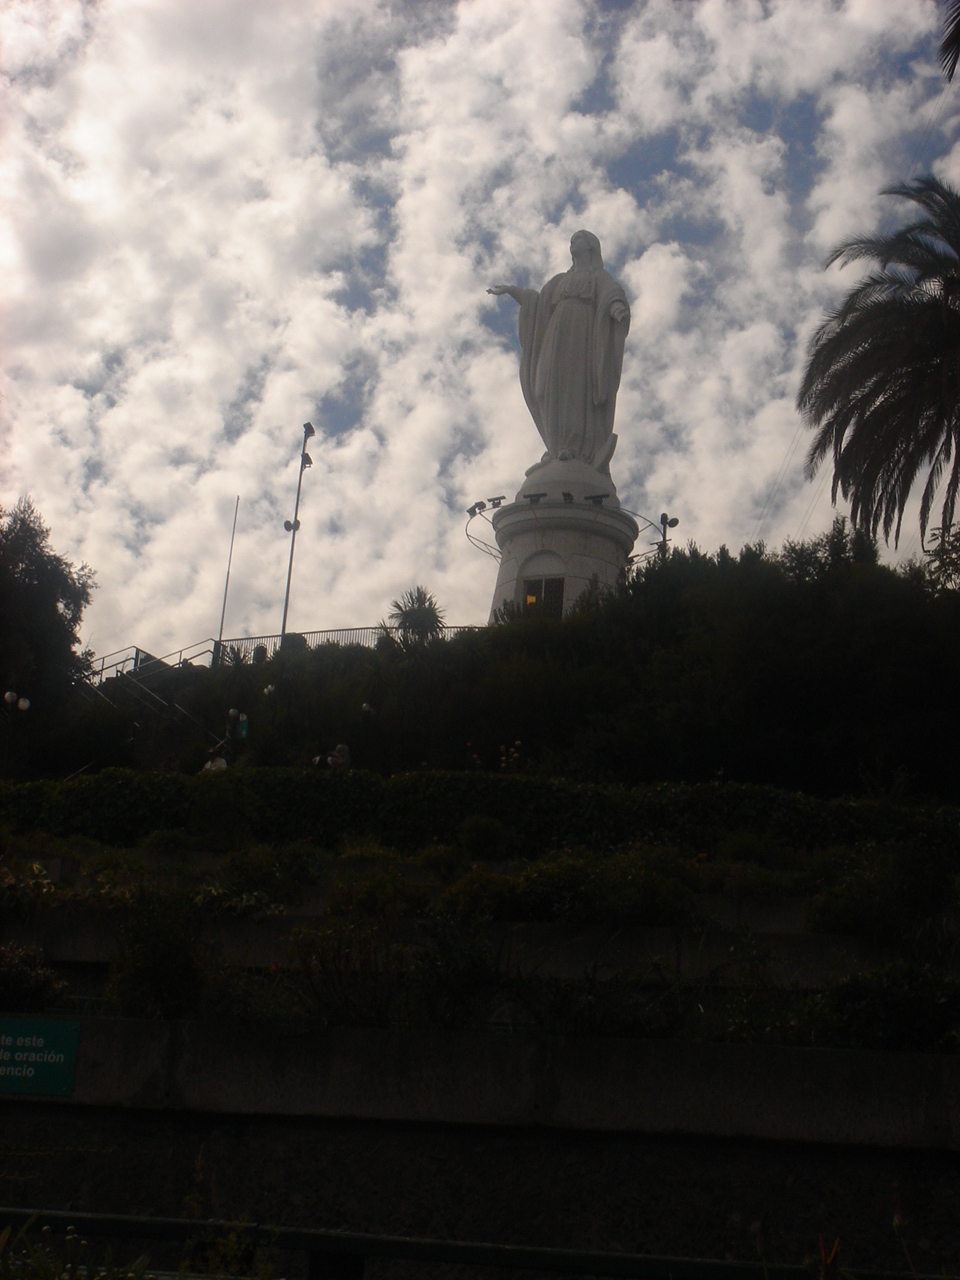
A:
[{"xmin": 0, "ymin": 1018, "xmax": 80, "ymax": 1096}]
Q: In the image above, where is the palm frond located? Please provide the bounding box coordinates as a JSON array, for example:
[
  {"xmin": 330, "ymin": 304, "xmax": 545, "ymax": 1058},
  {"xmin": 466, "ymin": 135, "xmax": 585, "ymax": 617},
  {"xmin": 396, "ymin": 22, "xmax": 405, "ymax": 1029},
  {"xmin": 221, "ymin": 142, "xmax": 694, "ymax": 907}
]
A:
[{"xmin": 941, "ymin": 0, "xmax": 960, "ymax": 82}]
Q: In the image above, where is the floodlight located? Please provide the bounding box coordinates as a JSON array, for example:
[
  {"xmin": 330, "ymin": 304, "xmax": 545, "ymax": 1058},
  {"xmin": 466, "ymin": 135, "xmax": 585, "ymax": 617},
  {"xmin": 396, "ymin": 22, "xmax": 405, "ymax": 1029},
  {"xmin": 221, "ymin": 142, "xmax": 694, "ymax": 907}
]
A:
[
  {"xmin": 3, "ymin": 691, "xmax": 16, "ymax": 706},
  {"xmin": 524, "ymin": 492, "xmax": 547, "ymax": 504},
  {"xmin": 586, "ymin": 493, "xmax": 608, "ymax": 506},
  {"xmin": 562, "ymin": 492, "xmax": 574, "ymax": 504},
  {"xmin": 488, "ymin": 496, "xmax": 506, "ymax": 508},
  {"xmin": 17, "ymin": 699, "xmax": 29, "ymax": 712},
  {"xmin": 301, "ymin": 452, "xmax": 313, "ymax": 468},
  {"xmin": 303, "ymin": 422, "xmax": 316, "ymax": 439},
  {"xmin": 668, "ymin": 517, "xmax": 679, "ymax": 528}
]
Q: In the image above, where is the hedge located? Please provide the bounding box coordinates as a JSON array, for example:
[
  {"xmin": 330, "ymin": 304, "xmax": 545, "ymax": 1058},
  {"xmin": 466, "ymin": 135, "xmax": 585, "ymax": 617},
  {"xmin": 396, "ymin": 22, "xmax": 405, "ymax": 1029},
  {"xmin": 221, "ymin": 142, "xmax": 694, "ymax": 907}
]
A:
[{"xmin": 0, "ymin": 768, "xmax": 957, "ymax": 852}]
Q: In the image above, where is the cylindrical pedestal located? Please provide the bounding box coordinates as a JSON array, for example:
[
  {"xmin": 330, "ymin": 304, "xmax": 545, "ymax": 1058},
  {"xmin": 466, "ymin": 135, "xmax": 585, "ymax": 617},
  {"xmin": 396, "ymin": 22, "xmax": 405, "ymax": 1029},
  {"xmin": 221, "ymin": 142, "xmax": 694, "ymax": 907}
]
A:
[{"xmin": 489, "ymin": 500, "xmax": 638, "ymax": 620}]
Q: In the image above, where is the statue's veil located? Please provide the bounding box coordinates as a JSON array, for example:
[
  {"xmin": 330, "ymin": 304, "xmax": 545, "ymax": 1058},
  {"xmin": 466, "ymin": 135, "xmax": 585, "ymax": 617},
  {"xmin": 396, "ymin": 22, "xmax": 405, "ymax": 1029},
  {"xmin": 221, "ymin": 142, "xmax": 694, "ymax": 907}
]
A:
[{"xmin": 574, "ymin": 230, "xmax": 603, "ymax": 269}]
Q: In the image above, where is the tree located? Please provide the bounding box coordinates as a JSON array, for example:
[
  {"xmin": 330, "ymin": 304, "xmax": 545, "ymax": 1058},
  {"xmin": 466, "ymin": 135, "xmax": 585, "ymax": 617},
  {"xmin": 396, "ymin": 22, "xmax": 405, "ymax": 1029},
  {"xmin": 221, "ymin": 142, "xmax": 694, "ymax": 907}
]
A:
[
  {"xmin": 941, "ymin": 0, "xmax": 960, "ymax": 83},
  {"xmin": 0, "ymin": 497, "xmax": 95, "ymax": 707},
  {"xmin": 387, "ymin": 586, "xmax": 445, "ymax": 646},
  {"xmin": 797, "ymin": 177, "xmax": 960, "ymax": 545},
  {"xmin": 925, "ymin": 523, "xmax": 960, "ymax": 591}
]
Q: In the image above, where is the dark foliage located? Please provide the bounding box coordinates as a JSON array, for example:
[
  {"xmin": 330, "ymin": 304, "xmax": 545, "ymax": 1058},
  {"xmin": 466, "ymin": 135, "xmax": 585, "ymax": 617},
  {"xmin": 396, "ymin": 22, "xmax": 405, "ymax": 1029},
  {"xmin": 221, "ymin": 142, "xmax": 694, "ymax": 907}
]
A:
[
  {"xmin": 800, "ymin": 963, "xmax": 960, "ymax": 1052},
  {"xmin": 0, "ymin": 764, "xmax": 955, "ymax": 855},
  {"xmin": 0, "ymin": 497, "xmax": 95, "ymax": 716},
  {"xmin": 0, "ymin": 496, "xmax": 96, "ymax": 778},
  {"xmin": 106, "ymin": 893, "xmax": 208, "ymax": 1018},
  {"xmin": 8, "ymin": 519, "xmax": 960, "ymax": 799},
  {"xmin": 0, "ymin": 941, "xmax": 67, "ymax": 1012}
]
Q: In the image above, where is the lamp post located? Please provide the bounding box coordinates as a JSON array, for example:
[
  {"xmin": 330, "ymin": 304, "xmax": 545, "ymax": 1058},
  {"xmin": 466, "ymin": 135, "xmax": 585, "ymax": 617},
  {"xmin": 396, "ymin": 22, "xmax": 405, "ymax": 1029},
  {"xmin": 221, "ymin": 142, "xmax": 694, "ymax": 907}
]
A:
[
  {"xmin": 280, "ymin": 422, "xmax": 315, "ymax": 641},
  {"xmin": 214, "ymin": 495, "xmax": 240, "ymax": 667},
  {"xmin": 659, "ymin": 512, "xmax": 679, "ymax": 561}
]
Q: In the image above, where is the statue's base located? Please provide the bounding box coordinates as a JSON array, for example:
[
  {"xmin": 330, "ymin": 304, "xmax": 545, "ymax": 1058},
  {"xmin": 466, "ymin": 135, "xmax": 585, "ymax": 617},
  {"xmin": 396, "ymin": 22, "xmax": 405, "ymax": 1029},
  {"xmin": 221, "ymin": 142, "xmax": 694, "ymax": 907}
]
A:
[
  {"xmin": 518, "ymin": 455, "xmax": 621, "ymax": 506},
  {"xmin": 488, "ymin": 493, "xmax": 638, "ymax": 621}
]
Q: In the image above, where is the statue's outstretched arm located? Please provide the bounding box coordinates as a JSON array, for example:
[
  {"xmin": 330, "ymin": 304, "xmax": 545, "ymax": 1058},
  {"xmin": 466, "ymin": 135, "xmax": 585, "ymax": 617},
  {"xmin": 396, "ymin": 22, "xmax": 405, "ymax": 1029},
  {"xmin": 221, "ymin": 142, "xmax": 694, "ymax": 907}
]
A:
[{"xmin": 487, "ymin": 284, "xmax": 524, "ymax": 304}]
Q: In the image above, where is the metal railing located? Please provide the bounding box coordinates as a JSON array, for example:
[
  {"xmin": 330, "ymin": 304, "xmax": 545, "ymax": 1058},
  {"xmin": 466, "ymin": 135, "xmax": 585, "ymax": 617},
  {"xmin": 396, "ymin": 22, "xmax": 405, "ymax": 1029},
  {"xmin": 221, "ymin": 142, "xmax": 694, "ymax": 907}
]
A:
[
  {"xmin": 0, "ymin": 1208, "xmax": 940, "ymax": 1280},
  {"xmin": 90, "ymin": 627, "xmax": 484, "ymax": 683},
  {"xmin": 92, "ymin": 640, "xmax": 217, "ymax": 686}
]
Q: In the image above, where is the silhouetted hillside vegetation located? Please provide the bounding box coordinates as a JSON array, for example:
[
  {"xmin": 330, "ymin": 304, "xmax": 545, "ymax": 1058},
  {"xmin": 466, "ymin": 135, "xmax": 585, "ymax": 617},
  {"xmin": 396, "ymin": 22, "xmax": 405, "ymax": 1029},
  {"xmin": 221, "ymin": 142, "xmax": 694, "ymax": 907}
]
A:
[{"xmin": 9, "ymin": 520, "xmax": 959, "ymax": 801}]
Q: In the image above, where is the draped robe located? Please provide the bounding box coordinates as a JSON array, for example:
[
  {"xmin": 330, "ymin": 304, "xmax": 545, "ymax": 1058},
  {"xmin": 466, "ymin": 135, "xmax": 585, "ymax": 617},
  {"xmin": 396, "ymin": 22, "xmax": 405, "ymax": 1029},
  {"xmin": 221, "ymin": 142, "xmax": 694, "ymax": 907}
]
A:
[{"xmin": 515, "ymin": 265, "xmax": 630, "ymax": 472}]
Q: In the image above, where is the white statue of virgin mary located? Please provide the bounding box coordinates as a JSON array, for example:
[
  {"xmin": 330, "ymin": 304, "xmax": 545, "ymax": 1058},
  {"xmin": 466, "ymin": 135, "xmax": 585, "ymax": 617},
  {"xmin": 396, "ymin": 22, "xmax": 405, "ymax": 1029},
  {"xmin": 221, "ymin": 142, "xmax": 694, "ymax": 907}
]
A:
[{"xmin": 488, "ymin": 230, "xmax": 630, "ymax": 475}]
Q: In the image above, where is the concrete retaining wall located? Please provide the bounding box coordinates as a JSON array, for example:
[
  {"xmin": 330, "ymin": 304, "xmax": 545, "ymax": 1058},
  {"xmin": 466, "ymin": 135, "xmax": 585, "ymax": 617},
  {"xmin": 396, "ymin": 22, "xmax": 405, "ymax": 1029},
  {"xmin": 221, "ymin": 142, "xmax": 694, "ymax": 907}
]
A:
[{"xmin": 43, "ymin": 1019, "xmax": 960, "ymax": 1150}]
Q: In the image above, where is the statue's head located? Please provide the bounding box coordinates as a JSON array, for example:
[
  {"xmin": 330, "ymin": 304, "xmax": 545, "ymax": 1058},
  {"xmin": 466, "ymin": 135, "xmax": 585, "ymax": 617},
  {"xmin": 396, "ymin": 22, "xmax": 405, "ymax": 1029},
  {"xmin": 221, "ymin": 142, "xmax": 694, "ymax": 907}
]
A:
[{"xmin": 570, "ymin": 230, "xmax": 603, "ymax": 269}]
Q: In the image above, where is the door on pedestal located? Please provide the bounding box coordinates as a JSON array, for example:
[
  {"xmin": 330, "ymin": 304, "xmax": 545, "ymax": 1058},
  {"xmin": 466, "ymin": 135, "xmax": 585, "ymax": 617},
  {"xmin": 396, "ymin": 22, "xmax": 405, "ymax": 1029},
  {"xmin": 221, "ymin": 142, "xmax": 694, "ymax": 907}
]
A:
[{"xmin": 523, "ymin": 576, "xmax": 564, "ymax": 620}]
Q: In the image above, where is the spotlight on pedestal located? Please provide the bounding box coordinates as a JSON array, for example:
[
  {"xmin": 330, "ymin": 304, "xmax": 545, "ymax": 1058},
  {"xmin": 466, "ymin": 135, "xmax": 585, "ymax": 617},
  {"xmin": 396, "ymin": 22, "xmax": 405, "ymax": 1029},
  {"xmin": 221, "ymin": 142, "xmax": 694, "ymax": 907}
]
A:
[
  {"xmin": 562, "ymin": 492, "xmax": 574, "ymax": 504},
  {"xmin": 487, "ymin": 496, "xmax": 506, "ymax": 508},
  {"xmin": 658, "ymin": 511, "xmax": 680, "ymax": 560}
]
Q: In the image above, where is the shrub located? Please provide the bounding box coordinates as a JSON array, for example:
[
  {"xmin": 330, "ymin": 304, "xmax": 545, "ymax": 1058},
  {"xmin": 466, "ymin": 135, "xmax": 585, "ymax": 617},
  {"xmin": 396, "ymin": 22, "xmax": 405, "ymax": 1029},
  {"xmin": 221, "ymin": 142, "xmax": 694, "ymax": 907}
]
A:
[
  {"xmin": 0, "ymin": 857, "xmax": 58, "ymax": 908},
  {"xmin": 809, "ymin": 841, "xmax": 957, "ymax": 943},
  {"xmin": 798, "ymin": 962, "xmax": 960, "ymax": 1051},
  {"xmin": 459, "ymin": 813, "xmax": 515, "ymax": 860},
  {"xmin": 522, "ymin": 964, "xmax": 688, "ymax": 1039},
  {"xmin": 217, "ymin": 843, "xmax": 317, "ymax": 904},
  {"xmin": 405, "ymin": 914, "xmax": 514, "ymax": 1028},
  {"xmin": 0, "ymin": 943, "xmax": 67, "ymax": 1012},
  {"xmin": 106, "ymin": 894, "xmax": 208, "ymax": 1018},
  {"xmin": 287, "ymin": 918, "xmax": 405, "ymax": 1026},
  {"xmin": 4, "ymin": 770, "xmax": 958, "ymax": 854},
  {"xmin": 444, "ymin": 849, "xmax": 694, "ymax": 927},
  {"xmin": 416, "ymin": 842, "xmax": 462, "ymax": 883},
  {"xmin": 0, "ymin": 1221, "xmax": 150, "ymax": 1280},
  {"xmin": 328, "ymin": 864, "xmax": 427, "ymax": 919}
]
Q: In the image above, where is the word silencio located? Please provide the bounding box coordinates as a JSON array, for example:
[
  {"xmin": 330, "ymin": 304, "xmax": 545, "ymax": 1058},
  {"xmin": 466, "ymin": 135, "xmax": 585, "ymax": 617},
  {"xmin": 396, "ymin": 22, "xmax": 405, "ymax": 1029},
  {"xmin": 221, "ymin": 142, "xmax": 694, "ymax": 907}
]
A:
[{"xmin": 0, "ymin": 1018, "xmax": 80, "ymax": 1096}]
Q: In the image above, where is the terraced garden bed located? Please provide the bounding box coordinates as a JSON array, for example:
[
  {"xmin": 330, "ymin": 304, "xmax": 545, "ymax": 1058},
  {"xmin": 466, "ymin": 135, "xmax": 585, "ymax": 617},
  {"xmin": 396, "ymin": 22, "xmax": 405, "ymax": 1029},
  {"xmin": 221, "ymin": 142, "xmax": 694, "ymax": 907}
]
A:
[{"xmin": 2, "ymin": 777, "xmax": 959, "ymax": 1051}]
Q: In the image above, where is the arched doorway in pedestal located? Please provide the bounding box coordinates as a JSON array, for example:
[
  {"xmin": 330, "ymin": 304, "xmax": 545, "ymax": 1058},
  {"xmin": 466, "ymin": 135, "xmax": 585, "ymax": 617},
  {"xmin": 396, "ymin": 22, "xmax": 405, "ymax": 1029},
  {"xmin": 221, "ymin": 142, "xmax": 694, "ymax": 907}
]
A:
[{"xmin": 518, "ymin": 549, "xmax": 565, "ymax": 619}]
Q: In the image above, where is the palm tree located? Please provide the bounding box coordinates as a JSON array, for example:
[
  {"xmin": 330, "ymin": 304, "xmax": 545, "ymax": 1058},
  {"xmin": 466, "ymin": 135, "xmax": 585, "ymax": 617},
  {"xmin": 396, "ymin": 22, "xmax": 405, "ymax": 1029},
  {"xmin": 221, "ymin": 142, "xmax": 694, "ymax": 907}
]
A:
[
  {"xmin": 797, "ymin": 176, "xmax": 960, "ymax": 545},
  {"xmin": 941, "ymin": 0, "xmax": 960, "ymax": 83},
  {"xmin": 387, "ymin": 586, "xmax": 446, "ymax": 645}
]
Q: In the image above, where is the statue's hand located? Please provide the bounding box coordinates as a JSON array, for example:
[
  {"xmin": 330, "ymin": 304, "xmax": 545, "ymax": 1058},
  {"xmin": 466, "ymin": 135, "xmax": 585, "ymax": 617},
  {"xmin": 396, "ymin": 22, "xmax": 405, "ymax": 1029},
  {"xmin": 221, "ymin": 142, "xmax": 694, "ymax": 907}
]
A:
[
  {"xmin": 610, "ymin": 300, "xmax": 629, "ymax": 323},
  {"xmin": 487, "ymin": 284, "xmax": 521, "ymax": 302}
]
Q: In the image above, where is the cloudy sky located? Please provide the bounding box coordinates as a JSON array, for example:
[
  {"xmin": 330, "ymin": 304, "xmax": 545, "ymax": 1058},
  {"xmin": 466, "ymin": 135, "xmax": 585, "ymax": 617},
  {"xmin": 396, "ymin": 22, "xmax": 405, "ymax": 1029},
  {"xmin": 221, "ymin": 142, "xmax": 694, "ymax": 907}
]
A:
[{"xmin": 1, "ymin": 0, "xmax": 955, "ymax": 657}]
